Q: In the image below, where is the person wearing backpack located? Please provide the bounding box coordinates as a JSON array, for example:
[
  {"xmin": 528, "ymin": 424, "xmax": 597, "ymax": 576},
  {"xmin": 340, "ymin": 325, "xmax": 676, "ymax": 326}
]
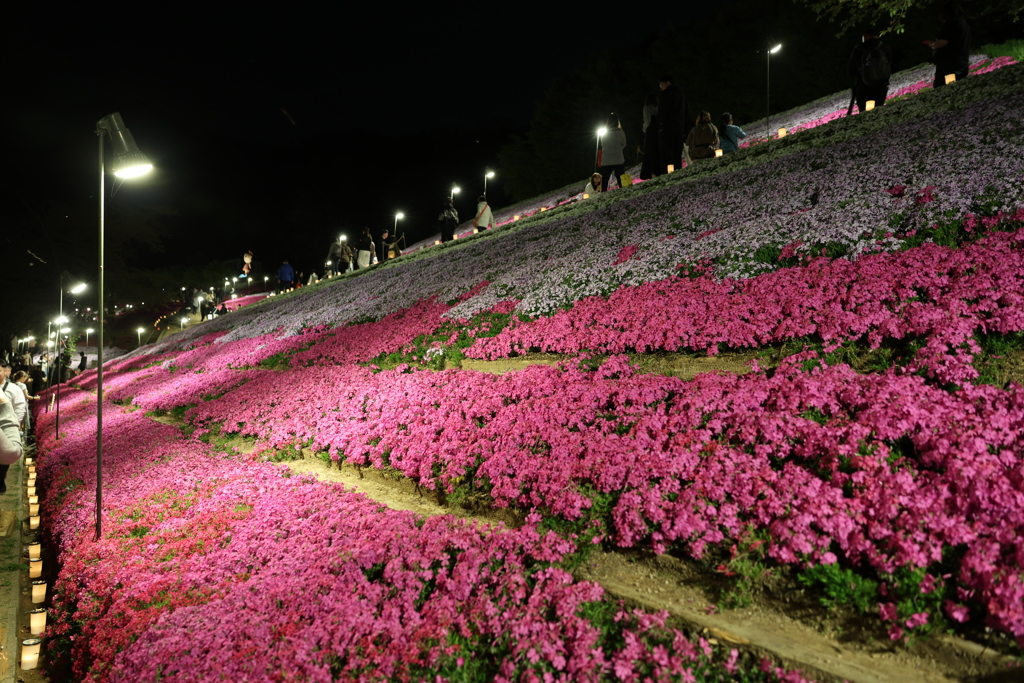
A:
[{"xmin": 847, "ymin": 33, "xmax": 893, "ymax": 114}]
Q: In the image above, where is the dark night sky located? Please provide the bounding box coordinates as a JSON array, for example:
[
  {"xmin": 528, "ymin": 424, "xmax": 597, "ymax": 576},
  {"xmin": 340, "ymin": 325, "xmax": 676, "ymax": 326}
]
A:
[{"xmin": 2, "ymin": 3, "xmax": 719, "ymax": 295}]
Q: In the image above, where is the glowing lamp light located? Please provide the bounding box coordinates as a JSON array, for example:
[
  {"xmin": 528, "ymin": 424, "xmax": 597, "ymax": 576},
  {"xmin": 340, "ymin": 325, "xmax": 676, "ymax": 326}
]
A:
[
  {"xmin": 28, "ymin": 495, "xmax": 38, "ymax": 504},
  {"xmin": 865, "ymin": 100, "xmax": 876, "ymax": 111},
  {"xmin": 770, "ymin": 43, "xmax": 782, "ymax": 54},
  {"xmin": 30, "ymin": 515, "xmax": 40, "ymax": 530},
  {"xmin": 395, "ymin": 213, "xmax": 404, "ymax": 219},
  {"xmin": 28, "ymin": 541, "xmax": 41, "ymax": 560},
  {"xmin": 434, "ymin": 240, "xmax": 441, "ymax": 245},
  {"xmin": 715, "ymin": 149, "xmax": 724, "ymax": 157},
  {"xmin": 945, "ymin": 73, "xmax": 956, "ymax": 85},
  {"xmin": 778, "ymin": 128, "xmax": 787, "ymax": 137},
  {"xmin": 31, "ymin": 581, "xmax": 46, "ymax": 603},
  {"xmin": 29, "ymin": 503, "xmax": 40, "ymax": 516},
  {"xmin": 71, "ymin": 283, "xmax": 87, "ymax": 294},
  {"xmin": 667, "ymin": 165, "xmax": 675, "ymax": 173},
  {"xmin": 21, "ymin": 638, "xmax": 42, "ymax": 670},
  {"xmin": 27, "ymin": 486, "xmax": 36, "ymax": 496},
  {"xmin": 30, "ymin": 609, "xmax": 47, "ymax": 636},
  {"xmin": 29, "ymin": 557, "xmax": 43, "ymax": 578},
  {"xmin": 513, "ymin": 215, "xmax": 520, "ymax": 221},
  {"xmin": 540, "ymin": 207, "xmax": 547, "ymax": 212},
  {"xmin": 597, "ymin": 127, "xmax": 607, "ymax": 137},
  {"xmin": 582, "ymin": 193, "xmax": 590, "ymax": 199},
  {"xmin": 472, "ymin": 228, "xmax": 479, "ymax": 234}
]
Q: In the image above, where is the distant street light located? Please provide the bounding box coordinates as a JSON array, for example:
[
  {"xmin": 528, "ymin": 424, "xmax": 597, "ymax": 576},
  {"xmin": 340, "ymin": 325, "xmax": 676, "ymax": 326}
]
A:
[
  {"xmin": 484, "ymin": 171, "xmax": 495, "ymax": 195},
  {"xmin": 767, "ymin": 43, "xmax": 782, "ymax": 141},
  {"xmin": 394, "ymin": 212, "xmax": 404, "ymax": 232},
  {"xmin": 136, "ymin": 327, "xmax": 145, "ymax": 347},
  {"xmin": 85, "ymin": 328, "xmax": 93, "ymax": 347},
  {"xmin": 450, "ymin": 185, "xmax": 461, "ymax": 201},
  {"xmin": 95, "ymin": 111, "xmax": 152, "ymax": 540},
  {"xmin": 595, "ymin": 127, "xmax": 607, "ymax": 170},
  {"xmin": 180, "ymin": 317, "xmax": 187, "ymax": 332}
]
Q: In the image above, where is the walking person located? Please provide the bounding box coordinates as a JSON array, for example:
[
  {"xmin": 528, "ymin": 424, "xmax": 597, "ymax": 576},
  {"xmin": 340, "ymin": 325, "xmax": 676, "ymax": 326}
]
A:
[
  {"xmin": 927, "ymin": 2, "xmax": 970, "ymax": 88},
  {"xmin": 685, "ymin": 110, "xmax": 720, "ymax": 162},
  {"xmin": 438, "ymin": 198, "xmax": 459, "ymax": 243},
  {"xmin": 276, "ymin": 260, "xmax": 294, "ymax": 294},
  {"xmin": 326, "ymin": 236, "xmax": 351, "ymax": 276},
  {"xmin": 355, "ymin": 227, "xmax": 375, "ymax": 267},
  {"xmin": 598, "ymin": 113, "xmax": 627, "ymax": 191},
  {"xmin": 848, "ymin": 33, "xmax": 893, "ymax": 113},
  {"xmin": 719, "ymin": 113, "xmax": 747, "ymax": 154},
  {"xmin": 474, "ymin": 196, "xmax": 495, "ymax": 230},
  {"xmin": 657, "ymin": 75, "xmax": 689, "ymax": 173},
  {"xmin": 639, "ymin": 92, "xmax": 661, "ymax": 180}
]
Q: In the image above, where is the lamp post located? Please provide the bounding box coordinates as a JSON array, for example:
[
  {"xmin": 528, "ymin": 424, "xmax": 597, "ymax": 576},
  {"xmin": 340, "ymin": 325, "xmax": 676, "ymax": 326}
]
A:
[
  {"xmin": 483, "ymin": 171, "xmax": 494, "ymax": 196},
  {"xmin": 85, "ymin": 328, "xmax": 93, "ymax": 347},
  {"xmin": 96, "ymin": 111, "xmax": 152, "ymax": 541},
  {"xmin": 450, "ymin": 185, "xmax": 460, "ymax": 201},
  {"xmin": 767, "ymin": 43, "xmax": 782, "ymax": 141},
  {"xmin": 136, "ymin": 327, "xmax": 145, "ymax": 347},
  {"xmin": 394, "ymin": 212, "xmax": 403, "ymax": 232},
  {"xmin": 595, "ymin": 127, "xmax": 607, "ymax": 171}
]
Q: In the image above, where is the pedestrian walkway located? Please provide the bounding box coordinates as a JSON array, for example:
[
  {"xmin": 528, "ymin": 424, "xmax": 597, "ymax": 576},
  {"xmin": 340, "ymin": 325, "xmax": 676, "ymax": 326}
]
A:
[{"xmin": 0, "ymin": 456, "xmax": 25, "ymax": 683}]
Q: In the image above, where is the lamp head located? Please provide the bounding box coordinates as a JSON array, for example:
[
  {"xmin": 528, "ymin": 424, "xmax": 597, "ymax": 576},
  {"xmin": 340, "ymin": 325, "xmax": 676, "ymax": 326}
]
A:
[
  {"xmin": 70, "ymin": 283, "xmax": 87, "ymax": 294},
  {"xmin": 597, "ymin": 127, "xmax": 608, "ymax": 137},
  {"xmin": 770, "ymin": 44, "xmax": 782, "ymax": 54},
  {"xmin": 485, "ymin": 172, "xmax": 494, "ymax": 179},
  {"xmin": 395, "ymin": 213, "xmax": 404, "ymax": 220},
  {"xmin": 452, "ymin": 186, "xmax": 461, "ymax": 194},
  {"xmin": 55, "ymin": 316, "xmax": 68, "ymax": 324},
  {"xmin": 137, "ymin": 327, "xmax": 145, "ymax": 333},
  {"xmin": 97, "ymin": 112, "xmax": 153, "ymax": 178}
]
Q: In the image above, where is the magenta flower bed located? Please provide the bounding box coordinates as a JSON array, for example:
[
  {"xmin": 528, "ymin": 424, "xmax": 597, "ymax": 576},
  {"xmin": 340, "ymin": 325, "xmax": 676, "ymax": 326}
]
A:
[{"xmin": 33, "ymin": 393, "xmax": 811, "ymax": 683}]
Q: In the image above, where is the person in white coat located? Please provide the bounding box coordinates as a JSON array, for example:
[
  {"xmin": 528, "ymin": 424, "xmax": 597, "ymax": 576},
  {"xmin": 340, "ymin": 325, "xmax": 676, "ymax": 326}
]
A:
[{"xmin": 474, "ymin": 196, "xmax": 495, "ymax": 230}]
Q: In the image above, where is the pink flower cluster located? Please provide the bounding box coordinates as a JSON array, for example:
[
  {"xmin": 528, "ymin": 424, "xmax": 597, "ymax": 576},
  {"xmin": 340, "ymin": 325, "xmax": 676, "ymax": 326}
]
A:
[
  {"xmin": 469, "ymin": 223, "xmax": 1024, "ymax": 385},
  {"xmin": 32, "ymin": 391, "xmax": 810, "ymax": 683}
]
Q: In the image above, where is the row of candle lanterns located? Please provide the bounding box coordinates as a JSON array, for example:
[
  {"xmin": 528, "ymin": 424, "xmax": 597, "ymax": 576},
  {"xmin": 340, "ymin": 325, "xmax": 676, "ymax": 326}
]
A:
[{"xmin": 22, "ymin": 458, "xmax": 48, "ymax": 671}]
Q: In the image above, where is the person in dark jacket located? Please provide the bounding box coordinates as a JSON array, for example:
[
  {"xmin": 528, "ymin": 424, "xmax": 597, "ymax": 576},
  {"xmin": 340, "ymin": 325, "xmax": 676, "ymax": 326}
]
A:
[
  {"xmin": 639, "ymin": 92, "xmax": 661, "ymax": 180},
  {"xmin": 927, "ymin": 2, "xmax": 970, "ymax": 88},
  {"xmin": 848, "ymin": 33, "xmax": 893, "ymax": 113},
  {"xmin": 326, "ymin": 237, "xmax": 351, "ymax": 276},
  {"xmin": 657, "ymin": 76, "xmax": 690, "ymax": 174},
  {"xmin": 276, "ymin": 260, "xmax": 294, "ymax": 294},
  {"xmin": 355, "ymin": 227, "xmax": 375, "ymax": 268},
  {"xmin": 438, "ymin": 198, "xmax": 459, "ymax": 243}
]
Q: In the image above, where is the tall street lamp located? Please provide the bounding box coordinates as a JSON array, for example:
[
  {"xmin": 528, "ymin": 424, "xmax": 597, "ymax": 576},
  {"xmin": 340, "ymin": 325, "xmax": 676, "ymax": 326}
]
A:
[
  {"xmin": 136, "ymin": 327, "xmax": 145, "ymax": 347},
  {"xmin": 450, "ymin": 185, "xmax": 460, "ymax": 201},
  {"xmin": 767, "ymin": 43, "xmax": 782, "ymax": 141},
  {"xmin": 95, "ymin": 112, "xmax": 152, "ymax": 540},
  {"xmin": 394, "ymin": 212, "xmax": 404, "ymax": 232},
  {"xmin": 53, "ymin": 280, "xmax": 86, "ymax": 438},
  {"xmin": 483, "ymin": 171, "xmax": 494, "ymax": 196},
  {"xmin": 595, "ymin": 127, "xmax": 607, "ymax": 171},
  {"xmin": 85, "ymin": 328, "xmax": 94, "ymax": 347}
]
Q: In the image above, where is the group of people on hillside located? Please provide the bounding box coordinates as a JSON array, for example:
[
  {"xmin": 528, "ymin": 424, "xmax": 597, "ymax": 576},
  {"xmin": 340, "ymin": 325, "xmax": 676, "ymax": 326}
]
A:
[
  {"xmin": 1, "ymin": 358, "xmax": 41, "ymax": 494},
  {"xmin": 598, "ymin": 74, "xmax": 749, "ymax": 190},
  {"xmin": 595, "ymin": 3, "xmax": 970, "ymax": 191}
]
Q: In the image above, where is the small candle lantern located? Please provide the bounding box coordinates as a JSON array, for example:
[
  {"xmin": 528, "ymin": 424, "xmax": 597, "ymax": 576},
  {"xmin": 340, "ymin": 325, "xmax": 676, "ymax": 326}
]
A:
[
  {"xmin": 865, "ymin": 100, "xmax": 875, "ymax": 111},
  {"xmin": 582, "ymin": 193, "xmax": 589, "ymax": 199},
  {"xmin": 29, "ymin": 557, "xmax": 43, "ymax": 578},
  {"xmin": 29, "ymin": 608, "xmax": 47, "ymax": 635},
  {"xmin": 434, "ymin": 240, "xmax": 441, "ymax": 245},
  {"xmin": 945, "ymin": 73, "xmax": 956, "ymax": 84},
  {"xmin": 778, "ymin": 128, "xmax": 787, "ymax": 138},
  {"xmin": 30, "ymin": 515, "xmax": 40, "ymax": 530},
  {"xmin": 472, "ymin": 228, "xmax": 479, "ymax": 234},
  {"xmin": 29, "ymin": 503, "xmax": 40, "ymax": 516},
  {"xmin": 25, "ymin": 458, "xmax": 34, "ymax": 466},
  {"xmin": 714, "ymin": 149, "xmax": 723, "ymax": 157},
  {"xmin": 540, "ymin": 207, "xmax": 547, "ymax": 212},
  {"xmin": 513, "ymin": 215, "xmax": 520, "ymax": 221},
  {"xmin": 31, "ymin": 580, "xmax": 46, "ymax": 603},
  {"xmin": 27, "ymin": 486, "xmax": 36, "ymax": 496},
  {"xmin": 666, "ymin": 164, "xmax": 675, "ymax": 173},
  {"xmin": 28, "ymin": 541, "xmax": 41, "ymax": 560},
  {"xmin": 27, "ymin": 465, "xmax": 36, "ymax": 474},
  {"xmin": 21, "ymin": 638, "xmax": 42, "ymax": 670},
  {"xmin": 28, "ymin": 495, "xmax": 38, "ymax": 505}
]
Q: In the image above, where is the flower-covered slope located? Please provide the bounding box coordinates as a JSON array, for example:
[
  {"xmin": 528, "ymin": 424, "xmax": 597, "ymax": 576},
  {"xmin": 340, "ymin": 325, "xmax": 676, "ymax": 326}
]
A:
[{"xmin": 36, "ymin": 59, "xmax": 1024, "ymax": 681}]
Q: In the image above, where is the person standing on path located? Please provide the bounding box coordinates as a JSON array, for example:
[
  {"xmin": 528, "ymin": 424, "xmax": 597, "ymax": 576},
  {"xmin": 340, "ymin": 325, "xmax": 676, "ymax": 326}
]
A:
[
  {"xmin": 0, "ymin": 383, "xmax": 25, "ymax": 494},
  {"xmin": 276, "ymin": 260, "xmax": 295, "ymax": 294},
  {"xmin": 438, "ymin": 198, "xmax": 459, "ymax": 243},
  {"xmin": 640, "ymin": 92, "xmax": 661, "ymax": 180},
  {"xmin": 355, "ymin": 227, "xmax": 375, "ymax": 268},
  {"xmin": 848, "ymin": 33, "xmax": 893, "ymax": 112},
  {"xmin": 657, "ymin": 75, "xmax": 689, "ymax": 174},
  {"xmin": 474, "ymin": 196, "xmax": 495, "ymax": 230},
  {"xmin": 927, "ymin": 2, "xmax": 970, "ymax": 88}
]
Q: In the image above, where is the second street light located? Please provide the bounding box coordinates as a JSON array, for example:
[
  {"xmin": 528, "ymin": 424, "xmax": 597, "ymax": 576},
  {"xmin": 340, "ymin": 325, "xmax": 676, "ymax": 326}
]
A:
[
  {"xmin": 484, "ymin": 171, "xmax": 495, "ymax": 196},
  {"xmin": 767, "ymin": 43, "xmax": 782, "ymax": 141},
  {"xmin": 595, "ymin": 127, "xmax": 607, "ymax": 171},
  {"xmin": 450, "ymin": 185, "xmax": 460, "ymax": 201},
  {"xmin": 136, "ymin": 327, "xmax": 145, "ymax": 347},
  {"xmin": 95, "ymin": 111, "xmax": 152, "ymax": 541}
]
